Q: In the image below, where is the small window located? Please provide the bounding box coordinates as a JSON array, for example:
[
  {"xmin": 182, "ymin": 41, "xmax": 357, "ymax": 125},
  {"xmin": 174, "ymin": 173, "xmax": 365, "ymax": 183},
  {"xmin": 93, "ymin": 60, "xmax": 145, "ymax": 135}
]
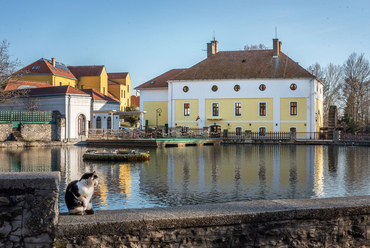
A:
[
  {"xmin": 107, "ymin": 116, "xmax": 112, "ymax": 129},
  {"xmin": 259, "ymin": 84, "xmax": 266, "ymax": 91},
  {"xmin": 150, "ymin": 81, "xmax": 155, "ymax": 84},
  {"xmin": 236, "ymin": 127, "xmax": 242, "ymax": 135},
  {"xmin": 96, "ymin": 116, "xmax": 101, "ymax": 129},
  {"xmin": 183, "ymin": 86, "xmax": 189, "ymax": 92},
  {"xmin": 290, "ymin": 102, "xmax": 297, "ymax": 116},
  {"xmin": 234, "ymin": 85, "xmax": 240, "ymax": 92},
  {"xmin": 259, "ymin": 102, "xmax": 266, "ymax": 116},
  {"xmin": 32, "ymin": 65, "xmax": 40, "ymax": 70},
  {"xmin": 212, "ymin": 103, "xmax": 219, "ymax": 117},
  {"xmin": 212, "ymin": 85, "xmax": 218, "ymax": 92},
  {"xmin": 290, "ymin": 83, "xmax": 297, "ymax": 90},
  {"xmin": 235, "ymin": 102, "xmax": 242, "ymax": 116},
  {"xmin": 259, "ymin": 127, "xmax": 266, "ymax": 136},
  {"xmin": 184, "ymin": 103, "xmax": 190, "ymax": 116},
  {"xmin": 59, "ymin": 82, "xmax": 62, "ymax": 86},
  {"xmin": 290, "ymin": 127, "xmax": 297, "ymax": 133},
  {"xmin": 103, "ymin": 87, "xmax": 106, "ymax": 94},
  {"xmin": 81, "ymin": 85, "xmax": 84, "ymax": 89}
]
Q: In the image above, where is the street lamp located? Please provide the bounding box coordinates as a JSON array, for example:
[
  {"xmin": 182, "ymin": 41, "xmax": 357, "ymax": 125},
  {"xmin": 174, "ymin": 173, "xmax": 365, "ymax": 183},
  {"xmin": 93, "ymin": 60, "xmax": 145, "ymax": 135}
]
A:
[{"xmin": 156, "ymin": 108, "xmax": 162, "ymax": 128}]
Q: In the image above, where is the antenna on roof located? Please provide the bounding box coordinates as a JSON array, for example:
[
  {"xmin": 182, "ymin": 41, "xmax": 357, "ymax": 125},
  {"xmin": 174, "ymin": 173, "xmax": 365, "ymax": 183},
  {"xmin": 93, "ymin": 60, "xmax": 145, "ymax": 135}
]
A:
[
  {"xmin": 275, "ymin": 27, "xmax": 278, "ymax": 38},
  {"xmin": 213, "ymin": 31, "xmax": 216, "ymax": 41}
]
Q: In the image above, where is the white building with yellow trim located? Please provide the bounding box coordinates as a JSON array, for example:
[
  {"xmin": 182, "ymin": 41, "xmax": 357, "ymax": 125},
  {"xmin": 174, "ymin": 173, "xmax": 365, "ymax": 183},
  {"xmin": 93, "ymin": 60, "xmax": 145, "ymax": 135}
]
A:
[{"xmin": 136, "ymin": 39, "xmax": 323, "ymax": 137}]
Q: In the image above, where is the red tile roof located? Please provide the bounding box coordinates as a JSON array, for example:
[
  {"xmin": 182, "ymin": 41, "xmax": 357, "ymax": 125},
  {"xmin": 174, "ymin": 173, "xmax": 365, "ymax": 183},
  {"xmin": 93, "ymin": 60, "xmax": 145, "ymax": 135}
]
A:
[
  {"xmin": 135, "ymin": 69, "xmax": 187, "ymax": 89},
  {"xmin": 4, "ymin": 80, "xmax": 51, "ymax": 91},
  {"xmin": 18, "ymin": 58, "xmax": 77, "ymax": 80},
  {"xmin": 108, "ymin": 73, "xmax": 128, "ymax": 79},
  {"xmin": 172, "ymin": 50, "xmax": 314, "ymax": 81},
  {"xmin": 21, "ymin": 85, "xmax": 88, "ymax": 96},
  {"xmin": 68, "ymin": 66, "xmax": 104, "ymax": 77},
  {"xmin": 131, "ymin": 95, "xmax": 140, "ymax": 108},
  {"xmin": 81, "ymin": 88, "xmax": 119, "ymax": 102}
]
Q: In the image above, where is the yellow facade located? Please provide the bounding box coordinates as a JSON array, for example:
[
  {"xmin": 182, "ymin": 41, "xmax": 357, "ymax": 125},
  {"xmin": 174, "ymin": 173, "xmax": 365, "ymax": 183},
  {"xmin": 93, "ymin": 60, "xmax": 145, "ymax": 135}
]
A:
[
  {"xmin": 280, "ymin": 98, "xmax": 307, "ymax": 121},
  {"xmin": 21, "ymin": 74, "xmax": 77, "ymax": 87},
  {"xmin": 143, "ymin": 101, "xmax": 168, "ymax": 127},
  {"xmin": 108, "ymin": 74, "xmax": 132, "ymax": 110},
  {"xmin": 315, "ymin": 98, "xmax": 323, "ymax": 132},
  {"xmin": 108, "ymin": 83, "xmax": 126, "ymax": 111},
  {"xmin": 79, "ymin": 67, "xmax": 108, "ymax": 95}
]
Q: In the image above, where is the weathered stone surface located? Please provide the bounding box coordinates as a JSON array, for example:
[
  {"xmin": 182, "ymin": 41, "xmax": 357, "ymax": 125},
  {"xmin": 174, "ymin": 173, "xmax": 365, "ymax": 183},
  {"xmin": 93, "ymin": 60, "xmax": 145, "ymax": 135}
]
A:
[
  {"xmin": 0, "ymin": 172, "xmax": 60, "ymax": 247},
  {"xmin": 55, "ymin": 196, "xmax": 370, "ymax": 247}
]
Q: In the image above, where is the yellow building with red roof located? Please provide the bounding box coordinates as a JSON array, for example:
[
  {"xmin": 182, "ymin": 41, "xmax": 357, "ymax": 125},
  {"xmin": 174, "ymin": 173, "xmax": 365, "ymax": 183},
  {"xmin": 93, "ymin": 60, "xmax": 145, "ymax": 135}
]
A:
[{"xmin": 17, "ymin": 58, "xmax": 131, "ymax": 110}]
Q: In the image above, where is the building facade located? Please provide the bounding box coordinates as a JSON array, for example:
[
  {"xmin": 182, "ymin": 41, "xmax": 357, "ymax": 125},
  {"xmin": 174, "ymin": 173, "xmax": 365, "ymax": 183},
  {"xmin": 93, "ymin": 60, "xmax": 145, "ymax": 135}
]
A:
[
  {"xmin": 17, "ymin": 58, "xmax": 131, "ymax": 110},
  {"xmin": 136, "ymin": 39, "xmax": 323, "ymax": 136}
]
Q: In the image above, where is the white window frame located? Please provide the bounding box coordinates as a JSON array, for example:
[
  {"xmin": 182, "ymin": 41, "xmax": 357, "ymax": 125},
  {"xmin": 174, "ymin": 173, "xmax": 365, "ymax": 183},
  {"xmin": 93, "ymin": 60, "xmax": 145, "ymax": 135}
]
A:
[
  {"xmin": 289, "ymin": 101, "xmax": 298, "ymax": 116},
  {"xmin": 259, "ymin": 102, "xmax": 267, "ymax": 117},
  {"xmin": 259, "ymin": 126, "xmax": 267, "ymax": 136},
  {"xmin": 235, "ymin": 102, "xmax": 242, "ymax": 117},
  {"xmin": 183, "ymin": 102, "xmax": 190, "ymax": 117},
  {"xmin": 212, "ymin": 102, "xmax": 220, "ymax": 117},
  {"xmin": 235, "ymin": 126, "xmax": 243, "ymax": 136}
]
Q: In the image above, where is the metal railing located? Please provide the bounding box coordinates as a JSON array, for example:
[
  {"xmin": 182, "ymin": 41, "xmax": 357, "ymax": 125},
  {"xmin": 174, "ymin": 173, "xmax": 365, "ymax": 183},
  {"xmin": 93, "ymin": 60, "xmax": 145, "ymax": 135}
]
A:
[
  {"xmin": 251, "ymin": 132, "xmax": 290, "ymax": 140},
  {"xmin": 0, "ymin": 110, "xmax": 55, "ymax": 123},
  {"xmin": 88, "ymin": 128, "xmax": 370, "ymax": 142},
  {"xmin": 88, "ymin": 127, "xmax": 221, "ymax": 140},
  {"xmin": 340, "ymin": 133, "xmax": 370, "ymax": 141}
]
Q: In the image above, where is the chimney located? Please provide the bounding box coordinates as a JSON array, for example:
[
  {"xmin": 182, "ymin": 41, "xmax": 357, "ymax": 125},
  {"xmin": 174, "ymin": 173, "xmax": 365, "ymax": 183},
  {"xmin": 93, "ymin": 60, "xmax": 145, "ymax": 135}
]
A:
[
  {"xmin": 51, "ymin": 58, "xmax": 56, "ymax": 67},
  {"xmin": 207, "ymin": 40, "xmax": 219, "ymax": 58},
  {"xmin": 273, "ymin": 39, "xmax": 279, "ymax": 57},
  {"xmin": 279, "ymin": 41, "xmax": 282, "ymax": 53}
]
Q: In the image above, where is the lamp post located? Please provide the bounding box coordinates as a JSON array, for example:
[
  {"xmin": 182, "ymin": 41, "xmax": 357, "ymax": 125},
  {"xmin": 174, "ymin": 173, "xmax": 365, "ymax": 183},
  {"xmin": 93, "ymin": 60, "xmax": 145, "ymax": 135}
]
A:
[
  {"xmin": 156, "ymin": 108, "xmax": 162, "ymax": 128},
  {"xmin": 155, "ymin": 108, "xmax": 162, "ymax": 139}
]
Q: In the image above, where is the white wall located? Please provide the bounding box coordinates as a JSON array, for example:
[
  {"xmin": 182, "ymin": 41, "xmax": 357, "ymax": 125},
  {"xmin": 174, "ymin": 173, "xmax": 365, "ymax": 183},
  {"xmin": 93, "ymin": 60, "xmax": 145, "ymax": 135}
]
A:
[
  {"xmin": 91, "ymin": 100, "xmax": 120, "ymax": 129},
  {"xmin": 0, "ymin": 94, "xmax": 92, "ymax": 140}
]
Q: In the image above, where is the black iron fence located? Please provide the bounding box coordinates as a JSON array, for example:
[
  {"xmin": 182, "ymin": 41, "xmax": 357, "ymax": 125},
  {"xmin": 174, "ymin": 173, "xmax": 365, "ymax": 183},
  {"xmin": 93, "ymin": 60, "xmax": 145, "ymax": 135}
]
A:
[
  {"xmin": 88, "ymin": 127, "xmax": 221, "ymax": 140},
  {"xmin": 88, "ymin": 128, "xmax": 370, "ymax": 142},
  {"xmin": 340, "ymin": 133, "xmax": 370, "ymax": 141}
]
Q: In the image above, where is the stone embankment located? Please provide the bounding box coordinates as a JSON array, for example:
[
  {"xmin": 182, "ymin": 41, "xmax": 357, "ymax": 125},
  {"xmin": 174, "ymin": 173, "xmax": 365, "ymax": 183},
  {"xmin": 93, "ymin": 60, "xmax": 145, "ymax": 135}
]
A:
[{"xmin": 1, "ymin": 172, "xmax": 370, "ymax": 247}]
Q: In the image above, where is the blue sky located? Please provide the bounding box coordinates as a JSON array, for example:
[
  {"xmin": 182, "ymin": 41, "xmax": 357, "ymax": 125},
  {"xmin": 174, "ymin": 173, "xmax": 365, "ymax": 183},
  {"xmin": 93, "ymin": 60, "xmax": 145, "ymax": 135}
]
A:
[{"xmin": 2, "ymin": 0, "xmax": 369, "ymax": 92}]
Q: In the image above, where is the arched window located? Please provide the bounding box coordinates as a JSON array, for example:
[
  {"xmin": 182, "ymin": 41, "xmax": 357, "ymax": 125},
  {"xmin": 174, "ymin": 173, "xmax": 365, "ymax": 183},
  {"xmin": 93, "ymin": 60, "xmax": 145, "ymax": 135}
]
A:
[
  {"xmin": 107, "ymin": 116, "xmax": 112, "ymax": 129},
  {"xmin": 78, "ymin": 114, "xmax": 86, "ymax": 135},
  {"xmin": 235, "ymin": 127, "xmax": 242, "ymax": 136},
  {"xmin": 96, "ymin": 116, "xmax": 101, "ymax": 129}
]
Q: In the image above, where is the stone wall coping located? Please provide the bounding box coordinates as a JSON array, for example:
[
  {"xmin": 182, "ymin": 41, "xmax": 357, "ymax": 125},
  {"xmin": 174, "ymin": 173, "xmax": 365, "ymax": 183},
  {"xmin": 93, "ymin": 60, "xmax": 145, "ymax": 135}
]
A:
[
  {"xmin": 0, "ymin": 172, "xmax": 60, "ymax": 190},
  {"xmin": 56, "ymin": 195, "xmax": 370, "ymax": 238}
]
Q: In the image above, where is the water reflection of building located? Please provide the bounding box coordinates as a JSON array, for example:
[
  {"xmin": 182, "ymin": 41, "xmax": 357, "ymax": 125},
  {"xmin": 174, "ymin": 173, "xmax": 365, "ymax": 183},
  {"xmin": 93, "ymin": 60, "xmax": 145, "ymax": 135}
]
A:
[
  {"xmin": 0, "ymin": 147, "xmax": 54, "ymax": 172},
  {"xmin": 139, "ymin": 145, "xmax": 320, "ymax": 204}
]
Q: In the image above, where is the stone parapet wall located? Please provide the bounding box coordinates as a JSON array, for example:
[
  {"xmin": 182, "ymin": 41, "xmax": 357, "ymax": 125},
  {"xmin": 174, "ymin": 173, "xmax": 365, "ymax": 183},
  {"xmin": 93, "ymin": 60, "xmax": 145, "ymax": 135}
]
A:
[
  {"xmin": 1, "ymin": 172, "xmax": 369, "ymax": 247},
  {"xmin": 0, "ymin": 123, "xmax": 12, "ymax": 141},
  {"xmin": 21, "ymin": 123, "xmax": 52, "ymax": 141},
  {"xmin": 56, "ymin": 196, "xmax": 370, "ymax": 247},
  {"xmin": 0, "ymin": 172, "xmax": 60, "ymax": 247}
]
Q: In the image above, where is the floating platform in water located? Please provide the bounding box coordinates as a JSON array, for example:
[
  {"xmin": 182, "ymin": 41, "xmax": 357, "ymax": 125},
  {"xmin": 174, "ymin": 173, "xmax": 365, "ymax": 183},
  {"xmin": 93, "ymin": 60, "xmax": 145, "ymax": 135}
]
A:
[{"xmin": 83, "ymin": 150, "xmax": 150, "ymax": 162}]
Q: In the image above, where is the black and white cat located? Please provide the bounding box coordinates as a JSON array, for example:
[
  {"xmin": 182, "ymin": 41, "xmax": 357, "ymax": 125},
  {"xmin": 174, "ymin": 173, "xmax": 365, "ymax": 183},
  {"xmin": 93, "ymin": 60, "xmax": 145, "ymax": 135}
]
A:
[{"xmin": 65, "ymin": 171, "xmax": 99, "ymax": 215}]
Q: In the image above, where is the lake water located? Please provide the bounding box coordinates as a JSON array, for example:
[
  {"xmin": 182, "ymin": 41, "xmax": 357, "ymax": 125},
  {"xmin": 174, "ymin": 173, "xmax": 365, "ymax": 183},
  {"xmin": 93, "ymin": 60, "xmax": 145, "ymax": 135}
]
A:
[{"xmin": 0, "ymin": 144, "xmax": 369, "ymax": 213}]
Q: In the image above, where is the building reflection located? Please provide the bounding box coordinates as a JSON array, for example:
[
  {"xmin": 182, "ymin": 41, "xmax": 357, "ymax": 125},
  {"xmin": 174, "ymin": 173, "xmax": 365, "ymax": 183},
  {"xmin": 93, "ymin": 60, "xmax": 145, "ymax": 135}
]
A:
[{"xmin": 1, "ymin": 144, "xmax": 369, "ymax": 211}]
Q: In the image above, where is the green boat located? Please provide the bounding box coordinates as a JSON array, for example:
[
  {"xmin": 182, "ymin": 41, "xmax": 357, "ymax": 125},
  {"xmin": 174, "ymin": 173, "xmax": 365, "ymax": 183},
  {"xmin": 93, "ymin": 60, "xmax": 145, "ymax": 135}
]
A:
[{"xmin": 83, "ymin": 149, "xmax": 150, "ymax": 162}]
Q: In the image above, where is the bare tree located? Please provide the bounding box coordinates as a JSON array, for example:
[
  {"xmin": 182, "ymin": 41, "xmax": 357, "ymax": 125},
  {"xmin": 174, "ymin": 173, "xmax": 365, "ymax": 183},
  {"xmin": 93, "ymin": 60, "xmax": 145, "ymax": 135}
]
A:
[
  {"xmin": 0, "ymin": 40, "xmax": 26, "ymax": 103},
  {"xmin": 342, "ymin": 53, "xmax": 370, "ymax": 128},
  {"xmin": 244, "ymin": 44, "xmax": 267, "ymax": 50},
  {"xmin": 308, "ymin": 63, "xmax": 343, "ymax": 126}
]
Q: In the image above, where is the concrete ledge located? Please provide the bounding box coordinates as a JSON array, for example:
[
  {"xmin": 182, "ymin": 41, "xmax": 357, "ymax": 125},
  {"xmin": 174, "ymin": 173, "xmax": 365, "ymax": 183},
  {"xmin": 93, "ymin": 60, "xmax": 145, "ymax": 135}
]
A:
[
  {"xmin": 0, "ymin": 172, "xmax": 60, "ymax": 189},
  {"xmin": 56, "ymin": 195, "xmax": 370, "ymax": 238}
]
